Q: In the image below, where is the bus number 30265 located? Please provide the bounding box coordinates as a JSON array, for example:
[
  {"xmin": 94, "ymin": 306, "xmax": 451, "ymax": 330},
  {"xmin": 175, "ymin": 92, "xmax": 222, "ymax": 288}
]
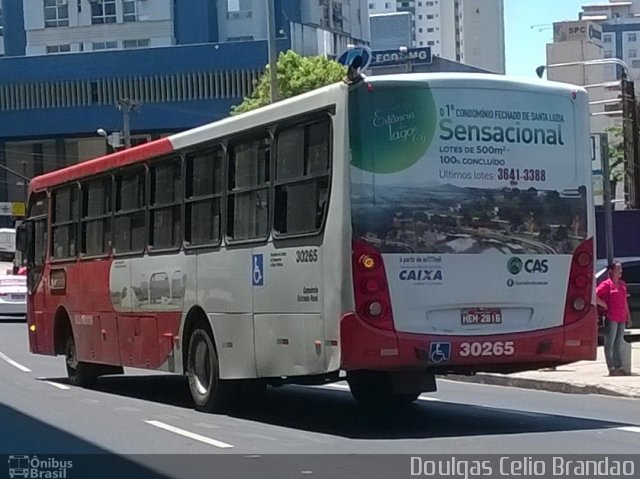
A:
[
  {"xmin": 296, "ymin": 249, "xmax": 318, "ymax": 263},
  {"xmin": 459, "ymin": 341, "xmax": 515, "ymax": 357}
]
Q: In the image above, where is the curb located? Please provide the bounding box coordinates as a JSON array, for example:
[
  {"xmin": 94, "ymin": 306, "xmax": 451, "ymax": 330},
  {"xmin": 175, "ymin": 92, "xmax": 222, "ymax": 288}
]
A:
[{"xmin": 443, "ymin": 373, "xmax": 640, "ymax": 399}]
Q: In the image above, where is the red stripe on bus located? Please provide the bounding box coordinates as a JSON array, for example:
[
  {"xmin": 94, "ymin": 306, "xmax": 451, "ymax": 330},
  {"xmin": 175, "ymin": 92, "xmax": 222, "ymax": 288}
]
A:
[{"xmin": 29, "ymin": 138, "xmax": 175, "ymax": 192}]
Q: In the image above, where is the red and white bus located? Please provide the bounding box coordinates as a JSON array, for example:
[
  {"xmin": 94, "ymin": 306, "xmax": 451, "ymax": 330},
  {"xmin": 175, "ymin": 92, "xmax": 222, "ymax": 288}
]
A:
[{"xmin": 19, "ymin": 73, "xmax": 597, "ymax": 411}]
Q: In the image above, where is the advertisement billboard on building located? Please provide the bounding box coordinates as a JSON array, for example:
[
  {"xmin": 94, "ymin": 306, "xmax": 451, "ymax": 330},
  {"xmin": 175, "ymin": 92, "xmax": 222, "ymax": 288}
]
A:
[{"xmin": 553, "ymin": 21, "xmax": 603, "ymax": 47}]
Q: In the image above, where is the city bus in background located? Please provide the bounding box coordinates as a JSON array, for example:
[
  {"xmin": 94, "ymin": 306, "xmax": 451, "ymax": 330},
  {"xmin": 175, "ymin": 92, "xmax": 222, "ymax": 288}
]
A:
[{"xmin": 17, "ymin": 73, "xmax": 597, "ymax": 411}]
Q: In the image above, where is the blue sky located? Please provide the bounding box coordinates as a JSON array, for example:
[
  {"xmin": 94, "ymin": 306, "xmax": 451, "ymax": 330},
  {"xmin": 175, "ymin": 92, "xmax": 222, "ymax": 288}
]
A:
[{"xmin": 505, "ymin": 0, "xmax": 589, "ymax": 77}]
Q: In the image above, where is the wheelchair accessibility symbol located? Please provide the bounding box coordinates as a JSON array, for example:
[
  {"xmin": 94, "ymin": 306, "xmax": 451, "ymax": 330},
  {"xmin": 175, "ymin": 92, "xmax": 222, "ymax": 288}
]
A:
[
  {"xmin": 252, "ymin": 254, "xmax": 264, "ymax": 286},
  {"xmin": 428, "ymin": 342, "xmax": 451, "ymax": 364}
]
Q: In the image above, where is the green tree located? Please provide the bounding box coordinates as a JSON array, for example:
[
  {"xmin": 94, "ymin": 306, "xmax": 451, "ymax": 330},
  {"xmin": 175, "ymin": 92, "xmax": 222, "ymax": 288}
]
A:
[
  {"xmin": 605, "ymin": 125, "xmax": 625, "ymax": 182},
  {"xmin": 230, "ymin": 50, "xmax": 346, "ymax": 115}
]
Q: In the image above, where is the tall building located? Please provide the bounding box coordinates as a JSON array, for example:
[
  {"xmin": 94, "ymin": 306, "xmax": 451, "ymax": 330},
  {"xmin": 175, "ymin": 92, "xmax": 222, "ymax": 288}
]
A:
[
  {"xmin": 0, "ymin": 0, "xmax": 370, "ymax": 225},
  {"xmin": 2, "ymin": 0, "xmax": 369, "ymax": 58},
  {"xmin": 367, "ymin": 0, "xmax": 505, "ymax": 74}
]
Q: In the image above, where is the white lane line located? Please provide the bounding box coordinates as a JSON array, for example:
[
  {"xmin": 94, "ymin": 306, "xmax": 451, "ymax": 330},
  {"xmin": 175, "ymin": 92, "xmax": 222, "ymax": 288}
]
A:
[
  {"xmin": 616, "ymin": 426, "xmax": 640, "ymax": 434},
  {"xmin": 0, "ymin": 351, "xmax": 31, "ymax": 372},
  {"xmin": 43, "ymin": 380, "xmax": 71, "ymax": 390},
  {"xmin": 36, "ymin": 377, "xmax": 72, "ymax": 390},
  {"xmin": 145, "ymin": 420, "xmax": 234, "ymax": 449}
]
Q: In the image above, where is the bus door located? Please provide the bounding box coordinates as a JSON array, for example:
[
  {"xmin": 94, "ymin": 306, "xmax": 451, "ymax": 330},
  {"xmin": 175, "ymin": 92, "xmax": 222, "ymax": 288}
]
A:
[{"xmin": 251, "ymin": 243, "xmax": 325, "ymax": 377}]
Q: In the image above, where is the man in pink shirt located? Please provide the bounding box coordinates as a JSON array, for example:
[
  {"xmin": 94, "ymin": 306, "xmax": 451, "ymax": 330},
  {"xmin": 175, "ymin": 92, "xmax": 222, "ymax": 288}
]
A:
[{"xmin": 596, "ymin": 261, "xmax": 632, "ymax": 376}]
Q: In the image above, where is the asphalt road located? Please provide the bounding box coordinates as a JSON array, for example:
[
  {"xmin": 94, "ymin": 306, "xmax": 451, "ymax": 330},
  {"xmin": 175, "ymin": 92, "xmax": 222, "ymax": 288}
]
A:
[{"xmin": 1, "ymin": 321, "xmax": 639, "ymax": 479}]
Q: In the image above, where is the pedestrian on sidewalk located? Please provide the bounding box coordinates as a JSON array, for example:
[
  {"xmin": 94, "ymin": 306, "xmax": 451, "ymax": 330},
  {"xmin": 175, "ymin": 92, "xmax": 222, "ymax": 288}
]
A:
[{"xmin": 596, "ymin": 261, "xmax": 632, "ymax": 376}]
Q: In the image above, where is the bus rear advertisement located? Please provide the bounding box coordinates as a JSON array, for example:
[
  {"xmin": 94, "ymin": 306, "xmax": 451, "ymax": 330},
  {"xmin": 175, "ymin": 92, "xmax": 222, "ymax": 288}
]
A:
[{"xmin": 18, "ymin": 73, "xmax": 596, "ymax": 412}]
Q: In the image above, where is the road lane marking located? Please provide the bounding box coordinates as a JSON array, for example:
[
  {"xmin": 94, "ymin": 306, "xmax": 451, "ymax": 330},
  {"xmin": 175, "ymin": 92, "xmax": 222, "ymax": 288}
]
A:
[
  {"xmin": 36, "ymin": 377, "xmax": 72, "ymax": 390},
  {"xmin": 145, "ymin": 420, "xmax": 234, "ymax": 449},
  {"xmin": 41, "ymin": 380, "xmax": 71, "ymax": 390},
  {"xmin": 617, "ymin": 426, "xmax": 640, "ymax": 434},
  {"xmin": 0, "ymin": 351, "xmax": 31, "ymax": 372}
]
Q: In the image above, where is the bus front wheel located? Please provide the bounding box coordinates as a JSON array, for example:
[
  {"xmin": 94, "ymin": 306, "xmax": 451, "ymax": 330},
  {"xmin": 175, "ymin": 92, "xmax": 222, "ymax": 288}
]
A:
[
  {"xmin": 187, "ymin": 327, "xmax": 234, "ymax": 412},
  {"xmin": 65, "ymin": 335, "xmax": 97, "ymax": 387}
]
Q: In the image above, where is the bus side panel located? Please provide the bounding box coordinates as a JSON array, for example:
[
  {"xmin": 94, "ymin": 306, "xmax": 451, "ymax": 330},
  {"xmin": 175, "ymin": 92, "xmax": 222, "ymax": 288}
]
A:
[
  {"xmin": 112, "ymin": 255, "xmax": 185, "ymax": 370},
  {"xmin": 208, "ymin": 313, "xmax": 256, "ymax": 379},
  {"xmin": 323, "ymin": 86, "xmax": 352, "ymax": 374},
  {"xmin": 74, "ymin": 259, "xmax": 120, "ymax": 365},
  {"xmin": 254, "ymin": 314, "xmax": 325, "ymax": 377},
  {"xmin": 196, "ymin": 248, "xmax": 256, "ymax": 379}
]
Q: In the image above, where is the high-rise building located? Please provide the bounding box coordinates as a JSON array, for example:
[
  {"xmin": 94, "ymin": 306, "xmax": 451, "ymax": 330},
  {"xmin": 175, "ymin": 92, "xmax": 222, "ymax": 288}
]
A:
[
  {"xmin": 367, "ymin": 0, "xmax": 505, "ymax": 74},
  {"xmin": 0, "ymin": 0, "xmax": 370, "ymax": 224},
  {"xmin": 2, "ymin": 0, "xmax": 369, "ymax": 58}
]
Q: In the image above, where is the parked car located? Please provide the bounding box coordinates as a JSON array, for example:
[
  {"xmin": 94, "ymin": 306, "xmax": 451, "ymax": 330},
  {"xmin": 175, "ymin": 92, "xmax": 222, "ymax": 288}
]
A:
[{"xmin": 0, "ymin": 275, "xmax": 26, "ymax": 321}]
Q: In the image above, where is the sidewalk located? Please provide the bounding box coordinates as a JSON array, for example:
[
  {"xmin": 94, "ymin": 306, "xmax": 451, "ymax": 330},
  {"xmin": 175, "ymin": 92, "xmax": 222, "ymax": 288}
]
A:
[{"xmin": 447, "ymin": 342, "xmax": 640, "ymax": 399}]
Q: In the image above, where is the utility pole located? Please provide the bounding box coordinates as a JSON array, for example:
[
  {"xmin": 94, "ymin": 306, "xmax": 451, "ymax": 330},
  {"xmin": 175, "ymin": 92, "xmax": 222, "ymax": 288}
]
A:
[
  {"xmin": 266, "ymin": 0, "xmax": 279, "ymax": 103},
  {"xmin": 600, "ymin": 134, "xmax": 615, "ymax": 264},
  {"xmin": 620, "ymin": 74, "xmax": 639, "ymax": 208},
  {"xmin": 117, "ymin": 99, "xmax": 140, "ymax": 149}
]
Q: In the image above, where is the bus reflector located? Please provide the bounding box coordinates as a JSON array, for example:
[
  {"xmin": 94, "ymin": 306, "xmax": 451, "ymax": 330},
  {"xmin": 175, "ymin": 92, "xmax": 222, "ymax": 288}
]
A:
[
  {"xmin": 573, "ymin": 274, "xmax": 589, "ymax": 289},
  {"xmin": 576, "ymin": 252, "xmax": 591, "ymax": 267},
  {"xmin": 572, "ymin": 297, "xmax": 587, "ymax": 311},
  {"xmin": 352, "ymin": 240, "xmax": 395, "ymax": 331},
  {"xmin": 367, "ymin": 301, "xmax": 383, "ymax": 316},
  {"xmin": 363, "ymin": 278, "xmax": 381, "ymax": 293}
]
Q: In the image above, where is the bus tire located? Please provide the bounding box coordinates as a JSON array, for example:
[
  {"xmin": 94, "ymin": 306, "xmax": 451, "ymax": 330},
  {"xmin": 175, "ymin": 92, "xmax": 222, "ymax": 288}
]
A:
[
  {"xmin": 347, "ymin": 371, "xmax": 419, "ymax": 408},
  {"xmin": 64, "ymin": 335, "xmax": 97, "ymax": 387},
  {"xmin": 186, "ymin": 326, "xmax": 234, "ymax": 413}
]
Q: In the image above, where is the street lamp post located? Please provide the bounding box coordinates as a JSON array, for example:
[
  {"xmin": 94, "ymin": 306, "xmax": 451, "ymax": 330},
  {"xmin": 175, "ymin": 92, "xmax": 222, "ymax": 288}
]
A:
[
  {"xmin": 539, "ymin": 58, "xmax": 639, "ymax": 208},
  {"xmin": 117, "ymin": 99, "xmax": 140, "ymax": 149},
  {"xmin": 266, "ymin": 0, "xmax": 279, "ymax": 103},
  {"xmin": 539, "ymin": 58, "xmax": 635, "ymax": 262}
]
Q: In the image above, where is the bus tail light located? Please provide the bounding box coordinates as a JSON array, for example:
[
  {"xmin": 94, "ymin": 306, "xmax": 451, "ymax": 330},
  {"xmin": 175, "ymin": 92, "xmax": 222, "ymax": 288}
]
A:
[
  {"xmin": 352, "ymin": 239, "xmax": 395, "ymax": 331},
  {"xmin": 563, "ymin": 238, "xmax": 594, "ymax": 325}
]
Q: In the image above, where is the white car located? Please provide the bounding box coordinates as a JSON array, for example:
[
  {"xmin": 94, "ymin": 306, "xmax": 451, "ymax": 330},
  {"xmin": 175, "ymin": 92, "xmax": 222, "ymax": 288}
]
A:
[{"xmin": 0, "ymin": 275, "xmax": 27, "ymax": 321}]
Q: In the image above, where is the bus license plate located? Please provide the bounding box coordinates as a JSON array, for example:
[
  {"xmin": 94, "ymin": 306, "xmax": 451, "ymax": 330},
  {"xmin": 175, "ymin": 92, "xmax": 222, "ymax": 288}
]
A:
[
  {"xmin": 11, "ymin": 294, "xmax": 24, "ymax": 300},
  {"xmin": 461, "ymin": 309, "xmax": 502, "ymax": 325}
]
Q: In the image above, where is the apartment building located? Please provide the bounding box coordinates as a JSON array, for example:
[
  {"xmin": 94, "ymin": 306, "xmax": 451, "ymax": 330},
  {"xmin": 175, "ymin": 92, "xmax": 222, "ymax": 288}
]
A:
[
  {"xmin": 0, "ymin": 0, "xmax": 370, "ymax": 224},
  {"xmin": 367, "ymin": 0, "xmax": 505, "ymax": 74}
]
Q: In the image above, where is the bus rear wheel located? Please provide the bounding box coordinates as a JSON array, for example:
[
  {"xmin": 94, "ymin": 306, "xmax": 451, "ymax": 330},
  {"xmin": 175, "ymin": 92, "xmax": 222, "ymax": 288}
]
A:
[
  {"xmin": 187, "ymin": 327, "xmax": 234, "ymax": 412},
  {"xmin": 65, "ymin": 335, "xmax": 97, "ymax": 387},
  {"xmin": 347, "ymin": 371, "xmax": 420, "ymax": 407}
]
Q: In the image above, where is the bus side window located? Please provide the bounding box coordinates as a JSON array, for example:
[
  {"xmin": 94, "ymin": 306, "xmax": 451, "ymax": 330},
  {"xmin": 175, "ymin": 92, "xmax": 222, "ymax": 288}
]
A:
[
  {"xmin": 51, "ymin": 185, "xmax": 79, "ymax": 260},
  {"xmin": 114, "ymin": 167, "xmax": 146, "ymax": 254},
  {"xmin": 81, "ymin": 176, "xmax": 112, "ymax": 256},
  {"xmin": 227, "ymin": 136, "xmax": 270, "ymax": 241},
  {"xmin": 185, "ymin": 148, "xmax": 223, "ymax": 246},
  {"xmin": 149, "ymin": 157, "xmax": 182, "ymax": 250},
  {"xmin": 274, "ymin": 118, "xmax": 331, "ymax": 236}
]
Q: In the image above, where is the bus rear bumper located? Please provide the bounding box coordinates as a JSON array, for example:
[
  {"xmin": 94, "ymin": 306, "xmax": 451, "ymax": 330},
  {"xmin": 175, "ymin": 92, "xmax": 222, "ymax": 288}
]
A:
[{"xmin": 340, "ymin": 307, "xmax": 598, "ymax": 373}]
